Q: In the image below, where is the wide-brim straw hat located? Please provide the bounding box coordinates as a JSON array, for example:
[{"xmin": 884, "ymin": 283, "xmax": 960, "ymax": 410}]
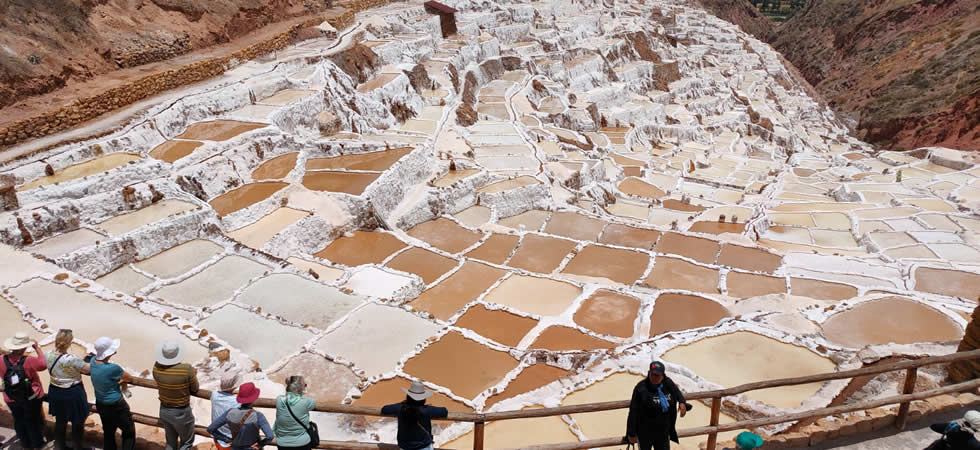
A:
[
  {"xmin": 402, "ymin": 380, "xmax": 433, "ymax": 401},
  {"xmin": 156, "ymin": 339, "xmax": 185, "ymax": 365},
  {"xmin": 965, "ymin": 410, "xmax": 980, "ymax": 430},
  {"xmin": 3, "ymin": 332, "xmax": 31, "ymax": 351}
]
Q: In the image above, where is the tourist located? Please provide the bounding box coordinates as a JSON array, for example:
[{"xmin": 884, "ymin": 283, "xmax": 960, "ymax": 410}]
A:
[
  {"xmin": 381, "ymin": 381, "xmax": 448, "ymax": 450},
  {"xmin": 152, "ymin": 339, "xmax": 199, "ymax": 450},
  {"xmin": 46, "ymin": 329, "xmax": 91, "ymax": 450},
  {"xmin": 207, "ymin": 382, "xmax": 274, "ymax": 450},
  {"xmin": 211, "ymin": 370, "xmax": 243, "ymax": 450},
  {"xmin": 274, "ymin": 375, "xmax": 318, "ymax": 450},
  {"xmin": 927, "ymin": 410, "xmax": 980, "ymax": 449},
  {"xmin": 625, "ymin": 361, "xmax": 689, "ymax": 450},
  {"xmin": 733, "ymin": 431, "xmax": 764, "ymax": 449},
  {"xmin": 1, "ymin": 332, "xmax": 47, "ymax": 450},
  {"xmin": 91, "ymin": 336, "xmax": 136, "ymax": 450}
]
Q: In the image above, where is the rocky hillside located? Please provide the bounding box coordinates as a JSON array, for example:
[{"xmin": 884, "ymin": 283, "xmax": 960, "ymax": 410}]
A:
[
  {"xmin": 0, "ymin": 0, "xmax": 333, "ymax": 109},
  {"xmin": 696, "ymin": 0, "xmax": 774, "ymax": 41},
  {"xmin": 770, "ymin": 0, "xmax": 980, "ymax": 151}
]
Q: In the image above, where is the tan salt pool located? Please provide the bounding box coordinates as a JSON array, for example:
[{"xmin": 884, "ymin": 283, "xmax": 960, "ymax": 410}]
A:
[
  {"xmin": 822, "ymin": 296, "xmax": 963, "ymax": 348},
  {"xmin": 306, "ymin": 147, "xmax": 412, "ymax": 171},
  {"xmin": 483, "ymin": 363, "xmax": 572, "ymax": 408},
  {"xmin": 726, "ymin": 272, "xmax": 787, "ymax": 298},
  {"xmin": 789, "ymin": 278, "xmax": 858, "ymax": 300},
  {"xmin": 19, "ymin": 153, "xmax": 142, "ymax": 191},
  {"xmin": 257, "ymin": 89, "xmax": 316, "ymax": 105},
  {"xmin": 148, "ymin": 140, "xmax": 203, "ymax": 163},
  {"xmin": 618, "ymin": 177, "xmax": 666, "ymax": 199},
  {"xmin": 150, "ymin": 255, "xmax": 268, "ymax": 307},
  {"xmin": 175, "ymin": 120, "xmax": 266, "ymax": 141},
  {"xmin": 599, "ymin": 223, "xmax": 661, "ymax": 249},
  {"xmin": 407, "ymin": 217, "xmax": 483, "ymax": 253},
  {"xmin": 410, "ymin": 261, "xmax": 507, "ymax": 320},
  {"xmin": 433, "ymin": 169, "xmax": 481, "ymax": 187},
  {"xmin": 688, "ymin": 222, "xmax": 746, "ymax": 235},
  {"xmin": 508, "ymin": 234, "xmax": 577, "ymax": 273},
  {"xmin": 208, "ymin": 182, "xmax": 288, "ymax": 217},
  {"xmin": 315, "ymin": 230, "xmax": 406, "ymax": 266},
  {"xmin": 357, "ymin": 73, "xmax": 399, "ymax": 93},
  {"xmin": 498, "ymin": 209, "xmax": 550, "ymax": 230},
  {"xmin": 914, "ymin": 267, "xmax": 980, "ymax": 299},
  {"xmin": 385, "ymin": 247, "xmax": 459, "ymax": 284},
  {"xmin": 402, "ymin": 331, "xmax": 519, "ymax": 399},
  {"xmin": 252, "ymin": 153, "xmax": 299, "ymax": 180},
  {"xmin": 643, "ymin": 256, "xmax": 720, "ymax": 294},
  {"xmin": 650, "ymin": 293, "xmax": 730, "ymax": 336},
  {"xmin": 268, "ymin": 353, "xmax": 360, "ymax": 402},
  {"xmin": 655, "ymin": 232, "xmax": 719, "ymax": 264},
  {"xmin": 464, "ymin": 233, "xmax": 520, "ymax": 264},
  {"xmin": 226, "ymin": 207, "xmax": 309, "ymax": 249},
  {"xmin": 96, "ymin": 199, "xmax": 198, "ymax": 235},
  {"xmin": 301, "ymin": 171, "xmax": 380, "ymax": 195},
  {"xmin": 483, "ymin": 274, "xmax": 582, "ymax": 316},
  {"xmin": 238, "ymin": 273, "xmax": 362, "ymax": 329},
  {"xmin": 454, "ymin": 304, "xmax": 537, "ymax": 346},
  {"xmin": 543, "ymin": 211, "xmax": 608, "ymax": 241},
  {"xmin": 134, "ymin": 239, "xmax": 223, "ymax": 279},
  {"xmin": 561, "ymin": 245, "xmax": 650, "ymax": 285},
  {"xmin": 663, "ymin": 331, "xmax": 836, "ymax": 408},
  {"xmin": 716, "ymin": 244, "xmax": 782, "ymax": 274},
  {"xmin": 574, "ymin": 290, "xmax": 640, "ymax": 338}
]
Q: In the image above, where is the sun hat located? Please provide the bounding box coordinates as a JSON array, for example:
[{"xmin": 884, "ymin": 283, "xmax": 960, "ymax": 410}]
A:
[
  {"xmin": 220, "ymin": 371, "xmax": 241, "ymax": 393},
  {"xmin": 237, "ymin": 382, "xmax": 260, "ymax": 404},
  {"xmin": 964, "ymin": 410, "xmax": 980, "ymax": 430},
  {"xmin": 402, "ymin": 380, "xmax": 433, "ymax": 401},
  {"xmin": 3, "ymin": 332, "xmax": 31, "ymax": 351},
  {"xmin": 649, "ymin": 361, "xmax": 666, "ymax": 375},
  {"xmin": 94, "ymin": 336, "xmax": 121, "ymax": 360},
  {"xmin": 156, "ymin": 339, "xmax": 185, "ymax": 365},
  {"xmin": 735, "ymin": 431, "xmax": 764, "ymax": 449}
]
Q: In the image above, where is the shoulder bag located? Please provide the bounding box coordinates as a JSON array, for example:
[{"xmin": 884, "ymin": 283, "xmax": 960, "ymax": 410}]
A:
[{"xmin": 285, "ymin": 398, "xmax": 319, "ymax": 444}]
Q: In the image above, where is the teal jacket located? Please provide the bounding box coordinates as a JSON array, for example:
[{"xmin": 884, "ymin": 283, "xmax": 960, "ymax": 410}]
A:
[{"xmin": 274, "ymin": 393, "xmax": 316, "ymax": 446}]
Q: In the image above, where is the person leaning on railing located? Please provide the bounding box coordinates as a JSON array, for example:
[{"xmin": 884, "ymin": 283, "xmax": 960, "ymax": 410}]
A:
[
  {"xmin": 275, "ymin": 375, "xmax": 318, "ymax": 450},
  {"xmin": 626, "ymin": 361, "xmax": 690, "ymax": 450},
  {"xmin": 88, "ymin": 336, "xmax": 136, "ymax": 450},
  {"xmin": 45, "ymin": 329, "xmax": 91, "ymax": 450},
  {"xmin": 381, "ymin": 381, "xmax": 448, "ymax": 450},
  {"xmin": 152, "ymin": 339, "xmax": 200, "ymax": 450},
  {"xmin": 212, "ymin": 370, "xmax": 244, "ymax": 450},
  {"xmin": 208, "ymin": 382, "xmax": 274, "ymax": 450}
]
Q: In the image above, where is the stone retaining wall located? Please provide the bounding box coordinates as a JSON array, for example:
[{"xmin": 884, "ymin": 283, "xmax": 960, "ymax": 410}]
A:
[{"xmin": 0, "ymin": 0, "xmax": 403, "ymax": 150}]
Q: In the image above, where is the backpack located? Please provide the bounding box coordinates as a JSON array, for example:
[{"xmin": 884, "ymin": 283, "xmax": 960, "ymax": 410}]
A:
[{"xmin": 3, "ymin": 355, "xmax": 32, "ymax": 403}]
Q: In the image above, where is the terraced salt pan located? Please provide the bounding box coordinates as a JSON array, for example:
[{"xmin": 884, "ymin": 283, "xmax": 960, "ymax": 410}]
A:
[
  {"xmin": 618, "ymin": 177, "xmax": 666, "ymax": 199},
  {"xmin": 135, "ymin": 239, "xmax": 223, "ymax": 279},
  {"xmin": 96, "ymin": 265, "xmax": 153, "ymax": 295},
  {"xmin": 403, "ymin": 331, "xmax": 519, "ymax": 399},
  {"xmin": 306, "ymin": 147, "xmax": 413, "ymax": 171},
  {"xmin": 301, "ymin": 172, "xmax": 380, "ymax": 195},
  {"xmin": 9, "ymin": 279, "xmax": 208, "ymax": 372},
  {"xmin": 498, "ymin": 209, "xmax": 550, "ymax": 230},
  {"xmin": 433, "ymin": 169, "xmax": 481, "ymax": 187},
  {"xmin": 28, "ymin": 228, "xmax": 105, "ymax": 258},
  {"xmin": 663, "ymin": 331, "xmax": 835, "ymax": 408},
  {"xmin": 226, "ymin": 207, "xmax": 310, "ymax": 249},
  {"xmin": 530, "ymin": 325, "xmax": 615, "ymax": 351},
  {"xmin": 237, "ymin": 273, "xmax": 363, "ymax": 329},
  {"xmin": 476, "ymin": 176, "xmax": 539, "ymax": 193},
  {"xmin": 508, "ymin": 234, "xmax": 576, "ymax": 273},
  {"xmin": 268, "ymin": 352, "xmax": 361, "ymax": 402},
  {"xmin": 410, "ymin": 261, "xmax": 508, "ymax": 320},
  {"xmin": 464, "ymin": 234, "xmax": 520, "ymax": 265},
  {"xmin": 726, "ymin": 272, "xmax": 787, "ymax": 298},
  {"xmin": 561, "ymin": 245, "xmax": 650, "ymax": 285},
  {"xmin": 483, "ymin": 363, "xmax": 572, "ymax": 408},
  {"xmin": 914, "ymin": 267, "xmax": 980, "ymax": 299},
  {"xmin": 789, "ymin": 278, "xmax": 858, "ymax": 301},
  {"xmin": 355, "ymin": 376, "xmax": 472, "ymax": 414},
  {"xmin": 257, "ymin": 89, "xmax": 316, "ymax": 105},
  {"xmin": 148, "ymin": 140, "xmax": 204, "ymax": 163},
  {"xmin": 599, "ymin": 223, "xmax": 661, "ymax": 249},
  {"xmin": 453, "ymin": 304, "xmax": 537, "ymax": 347},
  {"xmin": 650, "ymin": 293, "xmax": 730, "ymax": 336},
  {"xmin": 316, "ymin": 303, "xmax": 440, "ymax": 377},
  {"xmin": 644, "ymin": 257, "xmax": 720, "ymax": 294},
  {"xmin": 407, "ymin": 218, "xmax": 483, "ymax": 253},
  {"xmin": 483, "ymin": 275, "xmax": 582, "ymax": 316},
  {"xmin": 822, "ymin": 297, "xmax": 962, "ymax": 348},
  {"xmin": 252, "ymin": 153, "xmax": 299, "ymax": 180},
  {"xmin": 453, "ymin": 205, "xmax": 491, "ymax": 228},
  {"xmin": 18, "ymin": 153, "xmax": 142, "ymax": 191},
  {"xmin": 150, "ymin": 255, "xmax": 268, "ymax": 307},
  {"xmin": 209, "ymin": 182, "xmax": 289, "ymax": 217},
  {"xmin": 96, "ymin": 200, "xmax": 198, "ymax": 235},
  {"xmin": 315, "ymin": 231, "xmax": 407, "ymax": 267},
  {"xmin": 175, "ymin": 120, "xmax": 266, "ymax": 141},
  {"xmin": 574, "ymin": 290, "xmax": 640, "ymax": 338},
  {"xmin": 199, "ymin": 305, "xmax": 314, "ymax": 369},
  {"xmin": 341, "ymin": 267, "xmax": 416, "ymax": 299},
  {"xmin": 543, "ymin": 212, "xmax": 607, "ymax": 241},
  {"xmin": 385, "ymin": 247, "xmax": 458, "ymax": 285}
]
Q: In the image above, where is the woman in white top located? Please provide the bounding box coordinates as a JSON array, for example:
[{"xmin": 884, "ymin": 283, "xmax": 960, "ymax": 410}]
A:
[{"xmin": 45, "ymin": 329, "xmax": 90, "ymax": 450}]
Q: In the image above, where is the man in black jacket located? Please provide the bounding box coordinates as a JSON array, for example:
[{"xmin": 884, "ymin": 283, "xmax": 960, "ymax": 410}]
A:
[{"xmin": 626, "ymin": 361, "xmax": 688, "ymax": 450}]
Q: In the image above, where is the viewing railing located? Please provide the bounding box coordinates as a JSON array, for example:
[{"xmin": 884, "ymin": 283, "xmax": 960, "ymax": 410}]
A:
[{"xmin": 72, "ymin": 348, "xmax": 980, "ymax": 449}]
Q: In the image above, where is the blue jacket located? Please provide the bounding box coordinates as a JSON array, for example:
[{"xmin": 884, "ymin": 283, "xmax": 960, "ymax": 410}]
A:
[
  {"xmin": 381, "ymin": 403, "xmax": 448, "ymax": 450},
  {"xmin": 207, "ymin": 405, "xmax": 273, "ymax": 449}
]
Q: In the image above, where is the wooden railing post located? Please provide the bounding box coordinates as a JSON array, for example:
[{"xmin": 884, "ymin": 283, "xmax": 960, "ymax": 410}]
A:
[
  {"xmin": 895, "ymin": 367, "xmax": 918, "ymax": 430},
  {"xmin": 474, "ymin": 421, "xmax": 486, "ymax": 450},
  {"xmin": 706, "ymin": 396, "xmax": 721, "ymax": 449}
]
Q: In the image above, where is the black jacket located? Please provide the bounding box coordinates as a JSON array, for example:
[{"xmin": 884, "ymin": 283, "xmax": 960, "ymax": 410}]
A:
[
  {"xmin": 381, "ymin": 403, "xmax": 448, "ymax": 450},
  {"xmin": 930, "ymin": 421, "xmax": 980, "ymax": 450},
  {"xmin": 626, "ymin": 376, "xmax": 686, "ymax": 444}
]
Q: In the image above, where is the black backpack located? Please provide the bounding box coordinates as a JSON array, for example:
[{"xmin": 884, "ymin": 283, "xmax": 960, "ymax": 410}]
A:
[{"xmin": 2, "ymin": 355, "xmax": 32, "ymax": 403}]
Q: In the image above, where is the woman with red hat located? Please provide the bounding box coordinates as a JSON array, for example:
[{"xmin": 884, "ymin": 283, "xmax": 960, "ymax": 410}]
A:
[{"xmin": 207, "ymin": 382, "xmax": 274, "ymax": 450}]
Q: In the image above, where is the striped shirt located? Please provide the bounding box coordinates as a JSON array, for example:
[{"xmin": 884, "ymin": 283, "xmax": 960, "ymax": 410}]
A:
[{"xmin": 152, "ymin": 362, "xmax": 199, "ymax": 408}]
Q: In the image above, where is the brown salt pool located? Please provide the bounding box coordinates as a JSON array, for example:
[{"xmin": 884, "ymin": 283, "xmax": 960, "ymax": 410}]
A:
[
  {"xmin": 654, "ymin": 232, "xmax": 719, "ymax": 264},
  {"xmin": 530, "ymin": 326, "xmax": 615, "ymax": 351},
  {"xmin": 306, "ymin": 147, "xmax": 412, "ymax": 171},
  {"xmin": 148, "ymin": 140, "xmax": 203, "ymax": 163},
  {"xmin": 543, "ymin": 211, "xmax": 607, "ymax": 241},
  {"xmin": 301, "ymin": 171, "xmax": 381, "ymax": 195},
  {"xmin": 717, "ymin": 244, "xmax": 782, "ymax": 274},
  {"xmin": 407, "ymin": 217, "xmax": 483, "ymax": 253},
  {"xmin": 561, "ymin": 245, "xmax": 650, "ymax": 285},
  {"xmin": 355, "ymin": 376, "xmax": 472, "ymax": 413},
  {"xmin": 573, "ymin": 289, "xmax": 640, "ymax": 338},
  {"xmin": 726, "ymin": 272, "xmax": 787, "ymax": 298},
  {"xmin": 19, "ymin": 153, "xmax": 142, "ymax": 191},
  {"xmin": 822, "ymin": 296, "xmax": 963, "ymax": 348},
  {"xmin": 465, "ymin": 233, "xmax": 520, "ymax": 264},
  {"xmin": 176, "ymin": 120, "xmax": 266, "ymax": 141},
  {"xmin": 914, "ymin": 267, "xmax": 980, "ymax": 299},
  {"xmin": 598, "ymin": 223, "xmax": 662, "ymax": 249},
  {"xmin": 650, "ymin": 293, "xmax": 730, "ymax": 336},
  {"xmin": 314, "ymin": 230, "xmax": 407, "ymax": 266},
  {"xmin": 483, "ymin": 363, "xmax": 572, "ymax": 408},
  {"xmin": 208, "ymin": 182, "xmax": 288, "ymax": 217},
  {"xmin": 789, "ymin": 278, "xmax": 858, "ymax": 300},
  {"xmin": 643, "ymin": 256, "xmax": 720, "ymax": 293},
  {"xmin": 453, "ymin": 304, "xmax": 537, "ymax": 346},
  {"xmin": 251, "ymin": 153, "xmax": 298, "ymax": 180},
  {"xmin": 508, "ymin": 234, "xmax": 577, "ymax": 273},
  {"xmin": 402, "ymin": 331, "xmax": 520, "ymax": 399},
  {"xmin": 385, "ymin": 247, "xmax": 459, "ymax": 284},
  {"xmin": 688, "ymin": 222, "xmax": 746, "ymax": 235},
  {"xmin": 410, "ymin": 261, "xmax": 507, "ymax": 320},
  {"xmin": 618, "ymin": 177, "xmax": 666, "ymax": 199},
  {"xmin": 662, "ymin": 199, "xmax": 707, "ymax": 213}
]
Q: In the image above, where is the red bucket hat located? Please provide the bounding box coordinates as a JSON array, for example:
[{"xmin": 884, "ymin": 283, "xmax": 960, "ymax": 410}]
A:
[{"xmin": 237, "ymin": 382, "xmax": 260, "ymax": 404}]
